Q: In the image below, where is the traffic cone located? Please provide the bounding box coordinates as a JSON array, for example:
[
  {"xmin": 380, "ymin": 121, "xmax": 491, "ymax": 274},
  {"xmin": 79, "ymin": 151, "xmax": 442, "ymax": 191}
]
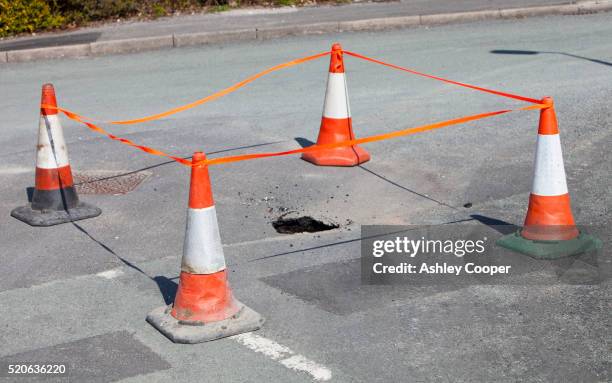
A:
[
  {"xmin": 497, "ymin": 97, "xmax": 600, "ymax": 259},
  {"xmin": 302, "ymin": 43, "xmax": 370, "ymax": 166},
  {"xmin": 11, "ymin": 84, "xmax": 101, "ymax": 226},
  {"xmin": 147, "ymin": 152, "xmax": 264, "ymax": 343}
]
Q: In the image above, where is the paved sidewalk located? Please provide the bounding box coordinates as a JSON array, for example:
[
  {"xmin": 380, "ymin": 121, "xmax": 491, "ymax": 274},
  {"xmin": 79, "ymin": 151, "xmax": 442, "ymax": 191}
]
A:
[{"xmin": 1, "ymin": 0, "xmax": 611, "ymax": 62}]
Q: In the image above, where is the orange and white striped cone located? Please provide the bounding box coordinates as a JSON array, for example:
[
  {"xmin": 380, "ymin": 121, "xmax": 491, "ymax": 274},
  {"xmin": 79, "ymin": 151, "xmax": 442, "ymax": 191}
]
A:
[
  {"xmin": 147, "ymin": 152, "xmax": 264, "ymax": 343},
  {"xmin": 497, "ymin": 97, "xmax": 600, "ymax": 258},
  {"xmin": 11, "ymin": 84, "xmax": 101, "ymax": 226},
  {"xmin": 301, "ymin": 43, "xmax": 370, "ymax": 166}
]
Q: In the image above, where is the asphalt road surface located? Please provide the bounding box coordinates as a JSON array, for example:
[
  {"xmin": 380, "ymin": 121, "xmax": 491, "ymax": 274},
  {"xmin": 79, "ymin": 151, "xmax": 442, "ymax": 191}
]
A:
[{"xmin": 0, "ymin": 12, "xmax": 610, "ymax": 383}]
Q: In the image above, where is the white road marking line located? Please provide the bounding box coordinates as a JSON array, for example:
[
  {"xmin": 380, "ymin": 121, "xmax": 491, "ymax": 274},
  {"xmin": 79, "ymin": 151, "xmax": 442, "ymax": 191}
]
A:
[
  {"xmin": 0, "ymin": 166, "xmax": 31, "ymax": 175},
  {"xmin": 96, "ymin": 268, "xmax": 124, "ymax": 279},
  {"xmin": 231, "ymin": 332, "xmax": 332, "ymax": 381},
  {"xmin": 231, "ymin": 332, "xmax": 292, "ymax": 359},
  {"xmin": 280, "ymin": 355, "xmax": 333, "ymax": 381}
]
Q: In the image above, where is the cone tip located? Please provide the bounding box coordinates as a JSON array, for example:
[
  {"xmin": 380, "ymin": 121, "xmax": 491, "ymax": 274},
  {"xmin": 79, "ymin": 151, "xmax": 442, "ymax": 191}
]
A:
[
  {"xmin": 41, "ymin": 83, "xmax": 58, "ymax": 115},
  {"xmin": 541, "ymin": 96, "xmax": 554, "ymax": 106},
  {"xmin": 329, "ymin": 44, "xmax": 345, "ymax": 73},
  {"xmin": 189, "ymin": 151, "xmax": 214, "ymax": 209},
  {"xmin": 538, "ymin": 96, "xmax": 559, "ymax": 135},
  {"xmin": 192, "ymin": 151, "xmax": 207, "ymax": 163}
]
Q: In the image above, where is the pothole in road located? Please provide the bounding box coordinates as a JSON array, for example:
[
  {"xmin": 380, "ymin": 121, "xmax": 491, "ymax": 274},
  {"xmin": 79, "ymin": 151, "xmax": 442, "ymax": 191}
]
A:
[{"xmin": 272, "ymin": 216, "xmax": 339, "ymax": 234}]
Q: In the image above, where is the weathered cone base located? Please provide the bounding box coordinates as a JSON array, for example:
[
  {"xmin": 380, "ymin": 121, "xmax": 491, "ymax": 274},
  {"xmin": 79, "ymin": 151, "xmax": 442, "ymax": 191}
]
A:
[
  {"xmin": 11, "ymin": 202, "xmax": 101, "ymax": 227},
  {"xmin": 497, "ymin": 230, "xmax": 602, "ymax": 259},
  {"xmin": 302, "ymin": 145, "xmax": 370, "ymax": 167},
  {"xmin": 147, "ymin": 301, "xmax": 264, "ymax": 344}
]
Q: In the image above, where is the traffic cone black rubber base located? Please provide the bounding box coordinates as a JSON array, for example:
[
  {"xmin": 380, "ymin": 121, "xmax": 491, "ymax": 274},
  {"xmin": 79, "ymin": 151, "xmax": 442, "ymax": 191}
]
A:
[
  {"xmin": 11, "ymin": 202, "xmax": 101, "ymax": 227},
  {"xmin": 497, "ymin": 230, "xmax": 602, "ymax": 259},
  {"xmin": 146, "ymin": 301, "xmax": 264, "ymax": 344}
]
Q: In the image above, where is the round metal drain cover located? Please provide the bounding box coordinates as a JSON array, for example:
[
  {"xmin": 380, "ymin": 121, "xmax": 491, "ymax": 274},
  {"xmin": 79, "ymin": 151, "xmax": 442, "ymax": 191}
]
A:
[{"xmin": 73, "ymin": 171, "xmax": 151, "ymax": 195}]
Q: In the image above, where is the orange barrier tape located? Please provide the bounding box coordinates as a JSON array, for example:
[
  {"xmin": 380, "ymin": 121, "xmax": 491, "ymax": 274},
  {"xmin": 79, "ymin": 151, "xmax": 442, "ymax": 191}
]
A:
[
  {"xmin": 59, "ymin": 108, "xmax": 193, "ymax": 166},
  {"xmin": 43, "ymin": 51, "xmax": 330, "ymax": 125},
  {"xmin": 54, "ymin": 103, "xmax": 546, "ymax": 167},
  {"xmin": 43, "ymin": 47, "xmax": 547, "ymax": 168},
  {"xmin": 343, "ymin": 50, "xmax": 541, "ymax": 104},
  {"xmin": 200, "ymin": 104, "xmax": 546, "ymax": 166}
]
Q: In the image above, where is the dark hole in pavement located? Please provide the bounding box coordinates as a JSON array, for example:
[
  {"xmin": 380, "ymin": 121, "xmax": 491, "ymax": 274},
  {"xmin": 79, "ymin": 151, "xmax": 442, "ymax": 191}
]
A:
[{"xmin": 272, "ymin": 216, "xmax": 339, "ymax": 234}]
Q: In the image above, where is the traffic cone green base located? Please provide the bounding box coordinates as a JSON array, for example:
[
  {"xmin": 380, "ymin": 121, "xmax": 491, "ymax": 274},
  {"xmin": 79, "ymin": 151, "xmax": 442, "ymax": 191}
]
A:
[{"xmin": 497, "ymin": 230, "xmax": 602, "ymax": 259}]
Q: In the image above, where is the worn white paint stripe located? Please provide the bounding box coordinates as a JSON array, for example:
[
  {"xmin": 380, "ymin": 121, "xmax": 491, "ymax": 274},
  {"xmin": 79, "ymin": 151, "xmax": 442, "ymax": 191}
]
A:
[
  {"xmin": 37, "ymin": 115, "xmax": 70, "ymax": 169},
  {"xmin": 281, "ymin": 355, "xmax": 333, "ymax": 381},
  {"xmin": 323, "ymin": 72, "xmax": 351, "ymax": 119},
  {"xmin": 0, "ymin": 166, "xmax": 31, "ymax": 175},
  {"xmin": 532, "ymin": 134, "xmax": 568, "ymax": 196},
  {"xmin": 96, "ymin": 268, "xmax": 124, "ymax": 279},
  {"xmin": 231, "ymin": 332, "xmax": 292, "ymax": 359},
  {"xmin": 182, "ymin": 206, "xmax": 226, "ymax": 274},
  {"xmin": 231, "ymin": 332, "xmax": 332, "ymax": 381}
]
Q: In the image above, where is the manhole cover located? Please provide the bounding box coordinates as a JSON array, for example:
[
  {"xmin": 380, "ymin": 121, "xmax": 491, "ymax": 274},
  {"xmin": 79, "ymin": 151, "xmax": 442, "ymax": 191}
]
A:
[
  {"xmin": 73, "ymin": 171, "xmax": 151, "ymax": 195},
  {"xmin": 272, "ymin": 216, "xmax": 339, "ymax": 234}
]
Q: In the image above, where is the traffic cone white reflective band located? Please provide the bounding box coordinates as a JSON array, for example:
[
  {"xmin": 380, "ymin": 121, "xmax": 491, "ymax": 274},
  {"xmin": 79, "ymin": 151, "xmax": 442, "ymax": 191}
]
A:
[
  {"xmin": 36, "ymin": 83, "xmax": 73, "ymax": 192},
  {"xmin": 37, "ymin": 113, "xmax": 70, "ymax": 169},
  {"xmin": 323, "ymin": 72, "xmax": 351, "ymax": 119},
  {"xmin": 531, "ymin": 109, "xmax": 568, "ymax": 196},
  {"xmin": 182, "ymin": 205, "xmax": 226, "ymax": 274},
  {"xmin": 531, "ymin": 134, "xmax": 569, "ymax": 196},
  {"xmin": 180, "ymin": 151, "xmax": 226, "ymax": 274}
]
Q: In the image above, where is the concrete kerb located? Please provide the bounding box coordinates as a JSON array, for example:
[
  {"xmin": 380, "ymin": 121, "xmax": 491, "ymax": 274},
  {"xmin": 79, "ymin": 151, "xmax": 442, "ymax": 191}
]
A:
[
  {"xmin": 420, "ymin": 9, "xmax": 502, "ymax": 25},
  {"xmin": 90, "ymin": 35, "xmax": 174, "ymax": 55},
  {"xmin": 338, "ymin": 15, "xmax": 420, "ymax": 32},
  {"xmin": 1, "ymin": 0, "xmax": 611, "ymax": 63},
  {"xmin": 6, "ymin": 43, "xmax": 90, "ymax": 63},
  {"xmin": 173, "ymin": 29, "xmax": 256, "ymax": 47},
  {"xmin": 500, "ymin": 4, "xmax": 580, "ymax": 18},
  {"xmin": 256, "ymin": 22, "xmax": 340, "ymax": 40}
]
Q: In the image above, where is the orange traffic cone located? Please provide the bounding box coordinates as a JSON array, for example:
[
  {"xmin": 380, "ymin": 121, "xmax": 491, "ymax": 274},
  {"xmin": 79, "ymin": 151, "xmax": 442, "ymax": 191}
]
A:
[
  {"xmin": 147, "ymin": 152, "xmax": 264, "ymax": 343},
  {"xmin": 11, "ymin": 84, "xmax": 101, "ymax": 226},
  {"xmin": 302, "ymin": 43, "xmax": 370, "ymax": 166},
  {"xmin": 497, "ymin": 97, "xmax": 600, "ymax": 258}
]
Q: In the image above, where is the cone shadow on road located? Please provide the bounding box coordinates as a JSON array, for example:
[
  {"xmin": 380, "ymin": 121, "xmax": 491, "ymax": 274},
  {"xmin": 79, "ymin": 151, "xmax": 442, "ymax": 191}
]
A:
[
  {"xmin": 490, "ymin": 49, "xmax": 612, "ymax": 67},
  {"xmin": 357, "ymin": 165, "xmax": 459, "ymax": 211},
  {"xmin": 470, "ymin": 214, "xmax": 518, "ymax": 235},
  {"xmin": 153, "ymin": 276, "xmax": 178, "ymax": 305},
  {"xmin": 295, "ymin": 137, "xmax": 315, "ymax": 148},
  {"xmin": 295, "ymin": 137, "xmax": 457, "ymax": 210},
  {"xmin": 26, "ymin": 187, "xmax": 34, "ymax": 202},
  {"xmin": 71, "ymin": 222, "xmax": 178, "ymax": 305}
]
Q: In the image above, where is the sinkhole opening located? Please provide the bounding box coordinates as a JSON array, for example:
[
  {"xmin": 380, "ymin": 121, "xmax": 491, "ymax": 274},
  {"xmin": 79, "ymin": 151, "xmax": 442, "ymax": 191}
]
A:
[{"xmin": 272, "ymin": 216, "xmax": 339, "ymax": 234}]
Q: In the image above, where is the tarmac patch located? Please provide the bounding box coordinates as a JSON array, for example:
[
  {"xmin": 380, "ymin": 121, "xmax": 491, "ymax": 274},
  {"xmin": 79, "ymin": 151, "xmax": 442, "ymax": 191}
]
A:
[
  {"xmin": 261, "ymin": 259, "xmax": 462, "ymax": 315},
  {"xmin": 0, "ymin": 331, "xmax": 170, "ymax": 381}
]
